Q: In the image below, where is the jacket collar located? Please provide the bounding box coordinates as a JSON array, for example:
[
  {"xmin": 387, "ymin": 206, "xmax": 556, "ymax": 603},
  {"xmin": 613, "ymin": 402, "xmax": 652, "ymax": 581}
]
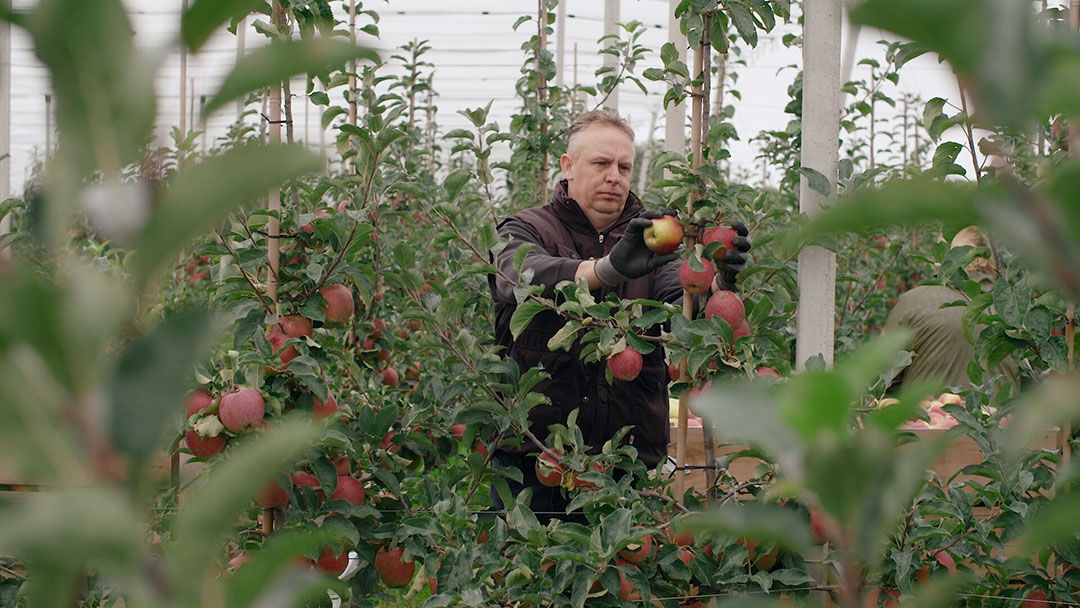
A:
[{"xmin": 549, "ymin": 179, "xmax": 644, "ymax": 235}]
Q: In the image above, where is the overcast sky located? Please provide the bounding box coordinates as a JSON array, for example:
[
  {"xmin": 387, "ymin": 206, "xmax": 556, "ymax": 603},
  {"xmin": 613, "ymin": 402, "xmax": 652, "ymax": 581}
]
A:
[{"xmin": 3, "ymin": 0, "xmax": 976, "ymax": 194}]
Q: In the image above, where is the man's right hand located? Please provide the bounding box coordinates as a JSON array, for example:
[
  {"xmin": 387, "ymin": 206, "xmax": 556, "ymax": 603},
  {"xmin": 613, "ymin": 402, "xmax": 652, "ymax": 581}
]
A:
[{"xmin": 594, "ymin": 210, "xmax": 680, "ymax": 286}]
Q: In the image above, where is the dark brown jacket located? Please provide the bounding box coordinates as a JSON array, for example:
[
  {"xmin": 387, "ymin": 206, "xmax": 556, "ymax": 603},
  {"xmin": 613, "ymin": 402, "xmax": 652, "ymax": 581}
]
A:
[{"xmin": 490, "ymin": 180, "xmax": 682, "ymax": 467}]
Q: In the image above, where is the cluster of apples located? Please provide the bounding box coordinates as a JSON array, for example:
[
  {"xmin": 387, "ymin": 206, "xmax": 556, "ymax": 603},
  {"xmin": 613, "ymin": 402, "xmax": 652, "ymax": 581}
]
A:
[
  {"xmin": 603, "ymin": 218, "xmax": 750, "ymax": 384},
  {"xmin": 181, "ymin": 253, "xmax": 211, "ymax": 286},
  {"xmin": 533, "ymin": 449, "xmax": 603, "ymax": 491},
  {"xmin": 267, "ymin": 283, "xmax": 355, "ymax": 366},
  {"xmin": 887, "ymin": 392, "xmax": 962, "ymax": 430}
]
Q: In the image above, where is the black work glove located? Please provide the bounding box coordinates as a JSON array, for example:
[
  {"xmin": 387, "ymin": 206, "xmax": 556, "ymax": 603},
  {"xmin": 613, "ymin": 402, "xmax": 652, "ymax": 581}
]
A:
[
  {"xmin": 715, "ymin": 221, "xmax": 752, "ymax": 290},
  {"xmin": 594, "ymin": 209, "xmax": 681, "ymax": 286}
]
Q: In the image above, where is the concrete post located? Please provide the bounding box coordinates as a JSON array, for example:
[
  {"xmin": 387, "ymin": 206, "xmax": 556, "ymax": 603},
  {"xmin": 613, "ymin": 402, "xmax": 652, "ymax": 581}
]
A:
[
  {"xmin": 663, "ymin": 0, "xmax": 686, "ymax": 161},
  {"xmin": 0, "ymin": 0, "xmax": 9, "ymax": 268},
  {"xmin": 555, "ymin": 0, "xmax": 567, "ymax": 88},
  {"xmin": 603, "ymin": 0, "xmax": 619, "ymax": 109},
  {"xmin": 795, "ymin": 0, "xmax": 841, "ymax": 370}
]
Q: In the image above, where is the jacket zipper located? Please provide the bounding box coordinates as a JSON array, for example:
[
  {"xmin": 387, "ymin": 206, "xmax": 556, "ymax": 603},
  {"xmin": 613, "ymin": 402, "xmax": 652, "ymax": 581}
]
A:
[{"xmin": 597, "ymin": 232, "xmax": 605, "ymax": 256}]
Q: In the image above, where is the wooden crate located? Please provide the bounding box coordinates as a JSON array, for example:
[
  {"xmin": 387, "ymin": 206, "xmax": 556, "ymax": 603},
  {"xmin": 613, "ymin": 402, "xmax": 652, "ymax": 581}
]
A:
[{"xmin": 669, "ymin": 422, "xmax": 1062, "ymax": 496}]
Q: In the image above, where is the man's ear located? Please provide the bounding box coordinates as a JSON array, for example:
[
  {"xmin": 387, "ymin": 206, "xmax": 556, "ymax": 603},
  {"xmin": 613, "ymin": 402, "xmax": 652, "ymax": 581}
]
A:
[{"xmin": 560, "ymin": 153, "xmax": 574, "ymax": 181}]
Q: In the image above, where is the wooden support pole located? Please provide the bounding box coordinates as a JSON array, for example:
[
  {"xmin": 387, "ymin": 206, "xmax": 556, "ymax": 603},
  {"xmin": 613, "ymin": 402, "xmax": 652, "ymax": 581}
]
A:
[
  {"xmin": 538, "ymin": 0, "xmax": 550, "ymax": 203},
  {"xmin": 572, "ymin": 43, "xmax": 579, "ymax": 107},
  {"xmin": 263, "ymin": 0, "xmax": 288, "ymax": 537},
  {"xmin": 795, "ymin": 0, "xmax": 841, "ymax": 370},
  {"xmin": 676, "ymin": 34, "xmax": 706, "ymax": 501},
  {"xmin": 200, "ymin": 95, "xmax": 207, "ymax": 152},
  {"xmin": 0, "ymin": 0, "xmax": 9, "ymax": 268},
  {"xmin": 697, "ymin": 19, "xmax": 718, "ymax": 499},
  {"xmin": 603, "ymin": 0, "xmax": 619, "ymax": 110},
  {"xmin": 555, "ymin": 0, "xmax": 567, "ymax": 88},
  {"xmin": 44, "ymin": 94, "xmax": 52, "ymax": 158},
  {"xmin": 346, "ymin": 0, "xmax": 358, "ymax": 172}
]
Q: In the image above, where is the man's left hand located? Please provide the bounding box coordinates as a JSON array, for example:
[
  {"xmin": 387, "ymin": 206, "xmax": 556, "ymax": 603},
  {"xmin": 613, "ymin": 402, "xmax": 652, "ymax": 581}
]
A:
[{"xmin": 716, "ymin": 222, "xmax": 751, "ymax": 290}]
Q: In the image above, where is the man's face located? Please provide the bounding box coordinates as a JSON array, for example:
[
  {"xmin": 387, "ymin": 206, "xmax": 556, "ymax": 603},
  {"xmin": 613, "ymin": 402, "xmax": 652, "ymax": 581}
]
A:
[{"xmin": 560, "ymin": 124, "xmax": 635, "ymax": 231}]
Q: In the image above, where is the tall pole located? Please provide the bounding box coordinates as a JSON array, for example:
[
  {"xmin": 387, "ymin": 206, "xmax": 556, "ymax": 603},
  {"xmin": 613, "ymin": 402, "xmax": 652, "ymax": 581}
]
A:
[
  {"xmin": 538, "ymin": 0, "xmax": 550, "ymax": 203},
  {"xmin": 0, "ymin": 0, "xmax": 10, "ymax": 269},
  {"xmin": 346, "ymin": 0, "xmax": 358, "ymax": 172},
  {"xmin": 664, "ymin": 0, "xmax": 687, "ymax": 164},
  {"xmin": 44, "ymin": 94, "xmax": 52, "ymax": 158},
  {"xmin": 676, "ymin": 30, "xmax": 706, "ymax": 501},
  {"xmin": 235, "ymin": 17, "xmax": 247, "ymax": 121},
  {"xmin": 555, "ymin": 0, "xmax": 567, "ymax": 88},
  {"xmin": 795, "ymin": 0, "xmax": 841, "ymax": 369},
  {"xmin": 199, "ymin": 95, "xmax": 208, "ymax": 152},
  {"xmin": 572, "ymin": 43, "xmax": 579, "ymax": 107},
  {"xmin": 636, "ymin": 107, "xmax": 658, "ymax": 193},
  {"xmin": 179, "ymin": 0, "xmax": 189, "ymax": 140},
  {"xmin": 603, "ymin": 0, "xmax": 619, "ymax": 110}
]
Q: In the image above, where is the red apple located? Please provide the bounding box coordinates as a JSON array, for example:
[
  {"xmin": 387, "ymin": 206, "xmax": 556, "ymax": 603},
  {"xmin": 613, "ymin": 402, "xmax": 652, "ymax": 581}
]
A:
[
  {"xmin": 678, "ymin": 548, "xmax": 693, "ymax": 566},
  {"xmin": 678, "ymin": 258, "xmax": 716, "ymax": 295},
  {"xmin": 380, "ymin": 431, "xmax": 400, "ymax": 454},
  {"xmin": 372, "ymin": 319, "xmax": 387, "ymax": 338},
  {"xmin": 619, "ymin": 534, "xmax": 653, "ymax": 564},
  {"xmin": 267, "ymin": 315, "xmax": 313, "ymax": 364},
  {"xmin": 330, "ymin": 475, "xmax": 366, "ymax": 505},
  {"xmin": 333, "ymin": 454, "xmax": 351, "ymax": 476},
  {"xmin": 667, "ymin": 361, "xmax": 683, "ymax": 383},
  {"xmin": 756, "ymin": 366, "xmax": 780, "ymax": 378},
  {"xmin": 320, "ymin": 284, "xmax": 354, "ymax": 325},
  {"xmin": 316, "ymin": 547, "xmax": 350, "ymax": 575},
  {"xmin": 450, "ymin": 423, "xmax": 467, "ymax": 439},
  {"xmin": 312, "ymin": 394, "xmax": 339, "ymax": 420},
  {"xmin": 405, "ymin": 364, "xmax": 421, "ymax": 381},
  {"xmin": 732, "ymin": 318, "xmax": 751, "ymax": 340},
  {"xmin": 643, "ymin": 215, "xmax": 683, "ymax": 254},
  {"xmin": 375, "ymin": 545, "xmax": 416, "ymax": 588},
  {"xmin": 883, "ymin": 589, "xmax": 901, "ymax": 608},
  {"xmin": 408, "ymin": 319, "xmax": 422, "ymax": 331},
  {"xmin": 704, "ymin": 290, "xmax": 746, "ymax": 329},
  {"xmin": 535, "ymin": 450, "xmax": 563, "ymax": 487},
  {"xmin": 292, "ymin": 470, "xmax": 322, "ymax": 501},
  {"xmin": 809, "ymin": 507, "xmax": 829, "ymax": 545},
  {"xmin": 381, "ymin": 367, "xmax": 399, "ymax": 386},
  {"xmin": 256, "ymin": 478, "xmax": 291, "ymax": 508},
  {"xmin": 607, "ymin": 347, "xmax": 643, "ymax": 382},
  {"xmin": 701, "ymin": 225, "xmax": 738, "ymax": 261},
  {"xmin": 184, "ymin": 390, "xmax": 214, "ymax": 417},
  {"xmin": 615, "ymin": 559, "xmax": 642, "ymax": 601},
  {"xmin": 666, "ymin": 524, "xmax": 694, "ymax": 548},
  {"xmin": 184, "ymin": 429, "xmax": 226, "ymax": 458},
  {"xmin": 218, "ymin": 388, "xmax": 265, "ymax": 432},
  {"xmin": 472, "ymin": 442, "xmax": 490, "ymax": 459}
]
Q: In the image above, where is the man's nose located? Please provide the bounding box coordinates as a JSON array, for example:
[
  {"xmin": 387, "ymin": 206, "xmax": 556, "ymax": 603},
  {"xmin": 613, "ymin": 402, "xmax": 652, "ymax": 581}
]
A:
[{"xmin": 605, "ymin": 165, "xmax": 622, "ymax": 182}]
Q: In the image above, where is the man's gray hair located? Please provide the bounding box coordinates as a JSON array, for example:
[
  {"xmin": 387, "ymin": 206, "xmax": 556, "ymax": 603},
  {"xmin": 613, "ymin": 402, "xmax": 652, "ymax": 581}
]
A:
[{"xmin": 566, "ymin": 109, "xmax": 636, "ymax": 157}]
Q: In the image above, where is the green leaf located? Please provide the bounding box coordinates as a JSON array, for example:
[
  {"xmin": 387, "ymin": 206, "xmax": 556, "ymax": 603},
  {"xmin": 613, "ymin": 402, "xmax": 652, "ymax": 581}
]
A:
[
  {"xmin": 727, "ymin": 4, "xmax": 758, "ymax": 47},
  {"xmin": 783, "ymin": 178, "xmax": 980, "ymax": 253},
  {"xmin": 1001, "ymin": 374, "xmax": 1080, "ymax": 462},
  {"xmin": 204, "ymin": 39, "xmax": 379, "ymax": 117},
  {"xmin": 108, "ymin": 308, "xmax": 220, "ymax": 462},
  {"xmin": 225, "ymin": 529, "xmax": 343, "ymax": 607},
  {"xmin": 799, "ymin": 167, "xmax": 831, "ymax": 196},
  {"xmin": 171, "ymin": 419, "xmax": 323, "ymax": 605},
  {"xmin": 182, "ymin": 0, "xmax": 263, "ymax": 51},
  {"xmin": 547, "ymin": 324, "xmax": 579, "ymax": 352},
  {"xmin": 922, "ymin": 97, "xmax": 947, "ymax": 132},
  {"xmin": 133, "ymin": 144, "xmax": 321, "ymax": 282},
  {"xmin": 682, "ymin": 503, "xmax": 812, "ymax": 554},
  {"xmin": 443, "ymin": 169, "xmax": 472, "ymax": 203},
  {"xmin": 690, "ymin": 382, "xmax": 804, "ymax": 473},
  {"xmin": 510, "ymin": 302, "xmax": 546, "ymax": 340}
]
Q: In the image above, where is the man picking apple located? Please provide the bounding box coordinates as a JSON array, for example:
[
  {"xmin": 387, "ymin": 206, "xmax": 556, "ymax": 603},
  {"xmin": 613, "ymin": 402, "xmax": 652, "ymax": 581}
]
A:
[{"xmin": 488, "ymin": 110, "xmax": 751, "ymax": 520}]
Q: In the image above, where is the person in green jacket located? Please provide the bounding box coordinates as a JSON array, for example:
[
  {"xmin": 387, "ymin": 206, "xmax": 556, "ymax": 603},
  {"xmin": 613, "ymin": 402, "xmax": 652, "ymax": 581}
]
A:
[{"xmin": 883, "ymin": 226, "xmax": 1015, "ymax": 391}]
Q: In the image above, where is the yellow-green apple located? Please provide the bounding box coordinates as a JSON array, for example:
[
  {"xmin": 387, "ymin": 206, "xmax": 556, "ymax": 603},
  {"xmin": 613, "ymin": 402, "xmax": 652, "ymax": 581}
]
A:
[{"xmin": 643, "ymin": 215, "xmax": 684, "ymax": 254}]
